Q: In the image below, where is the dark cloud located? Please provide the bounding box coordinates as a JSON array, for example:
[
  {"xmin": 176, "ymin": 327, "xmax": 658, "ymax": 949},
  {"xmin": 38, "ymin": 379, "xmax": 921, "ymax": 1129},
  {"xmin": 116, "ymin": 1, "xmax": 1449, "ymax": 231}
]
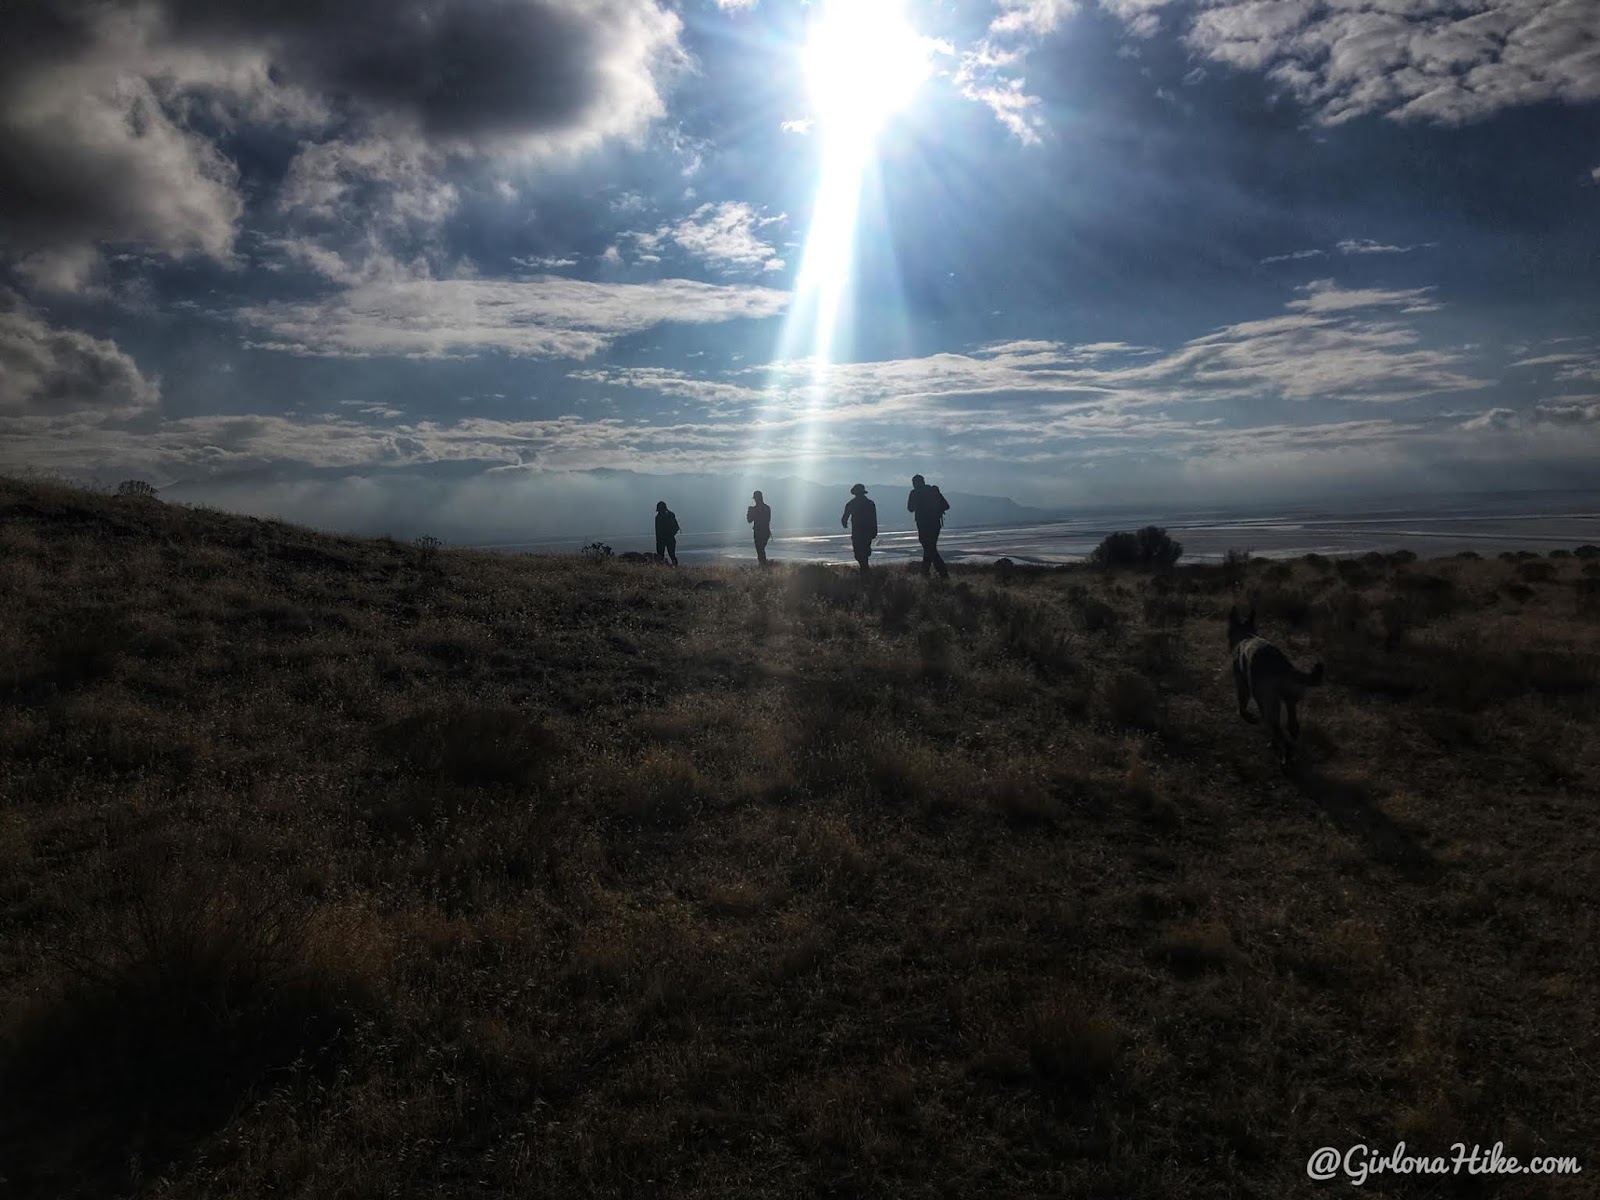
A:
[
  {"xmin": 163, "ymin": 0, "xmax": 682, "ymax": 145},
  {"xmin": 0, "ymin": 0, "xmax": 685, "ymax": 287}
]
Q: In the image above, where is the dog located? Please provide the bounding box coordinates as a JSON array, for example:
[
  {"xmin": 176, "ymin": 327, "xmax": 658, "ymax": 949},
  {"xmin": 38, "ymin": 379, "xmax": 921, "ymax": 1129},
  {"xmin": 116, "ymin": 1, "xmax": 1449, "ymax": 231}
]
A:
[{"xmin": 1227, "ymin": 606, "xmax": 1324, "ymax": 766}]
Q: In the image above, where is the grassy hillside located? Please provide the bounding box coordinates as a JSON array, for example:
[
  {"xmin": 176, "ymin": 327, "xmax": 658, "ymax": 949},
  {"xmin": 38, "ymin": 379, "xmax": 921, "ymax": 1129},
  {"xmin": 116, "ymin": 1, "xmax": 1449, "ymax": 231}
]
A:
[{"xmin": 1, "ymin": 474, "xmax": 1597, "ymax": 1198}]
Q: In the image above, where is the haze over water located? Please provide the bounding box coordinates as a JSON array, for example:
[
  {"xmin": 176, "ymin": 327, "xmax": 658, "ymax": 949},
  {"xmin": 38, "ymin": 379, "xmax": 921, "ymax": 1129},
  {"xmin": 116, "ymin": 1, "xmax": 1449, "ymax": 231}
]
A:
[{"xmin": 487, "ymin": 490, "xmax": 1600, "ymax": 567}]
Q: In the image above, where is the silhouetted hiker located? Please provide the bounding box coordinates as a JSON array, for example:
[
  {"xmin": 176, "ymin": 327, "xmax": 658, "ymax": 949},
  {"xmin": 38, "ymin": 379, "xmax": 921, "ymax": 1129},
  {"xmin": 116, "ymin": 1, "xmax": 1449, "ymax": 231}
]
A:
[
  {"xmin": 655, "ymin": 501, "xmax": 679, "ymax": 565},
  {"xmin": 746, "ymin": 490, "xmax": 773, "ymax": 566},
  {"xmin": 841, "ymin": 483, "xmax": 878, "ymax": 572},
  {"xmin": 907, "ymin": 474, "xmax": 950, "ymax": 579}
]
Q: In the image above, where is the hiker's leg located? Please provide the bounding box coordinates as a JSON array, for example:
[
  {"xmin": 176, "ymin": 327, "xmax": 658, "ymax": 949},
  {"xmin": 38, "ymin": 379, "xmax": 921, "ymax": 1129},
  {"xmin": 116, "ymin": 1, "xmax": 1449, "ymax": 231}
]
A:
[
  {"xmin": 930, "ymin": 531, "xmax": 948, "ymax": 578},
  {"xmin": 668, "ymin": 537, "xmax": 678, "ymax": 566},
  {"xmin": 656, "ymin": 538, "xmax": 666, "ymax": 563}
]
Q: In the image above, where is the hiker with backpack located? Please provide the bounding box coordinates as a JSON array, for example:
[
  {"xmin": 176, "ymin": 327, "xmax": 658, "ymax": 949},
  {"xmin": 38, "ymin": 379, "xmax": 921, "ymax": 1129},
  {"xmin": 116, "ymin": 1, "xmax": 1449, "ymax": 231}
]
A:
[
  {"xmin": 654, "ymin": 501, "xmax": 680, "ymax": 565},
  {"xmin": 907, "ymin": 473, "xmax": 950, "ymax": 579},
  {"xmin": 841, "ymin": 483, "xmax": 878, "ymax": 572},
  {"xmin": 746, "ymin": 490, "xmax": 772, "ymax": 566}
]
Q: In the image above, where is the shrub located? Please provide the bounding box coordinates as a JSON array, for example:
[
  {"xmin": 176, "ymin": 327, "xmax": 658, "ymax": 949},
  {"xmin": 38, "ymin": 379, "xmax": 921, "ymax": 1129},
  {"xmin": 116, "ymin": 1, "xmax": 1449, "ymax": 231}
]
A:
[
  {"xmin": 115, "ymin": 479, "xmax": 158, "ymax": 499},
  {"xmin": 1100, "ymin": 670, "xmax": 1163, "ymax": 732},
  {"xmin": 580, "ymin": 541, "xmax": 614, "ymax": 564},
  {"xmin": 1091, "ymin": 525, "xmax": 1183, "ymax": 568},
  {"xmin": 413, "ymin": 534, "xmax": 442, "ymax": 567},
  {"xmin": 1518, "ymin": 560, "xmax": 1556, "ymax": 584},
  {"xmin": 1, "ymin": 866, "xmax": 370, "ymax": 1194},
  {"xmin": 381, "ymin": 705, "xmax": 562, "ymax": 787}
]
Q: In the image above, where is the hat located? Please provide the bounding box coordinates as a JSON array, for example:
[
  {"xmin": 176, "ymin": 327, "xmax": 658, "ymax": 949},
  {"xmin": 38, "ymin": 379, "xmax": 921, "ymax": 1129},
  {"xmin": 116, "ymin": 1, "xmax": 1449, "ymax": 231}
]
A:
[
  {"xmin": 656, "ymin": 500, "xmax": 667, "ymax": 511},
  {"xmin": 752, "ymin": 490, "xmax": 763, "ymax": 501},
  {"xmin": 911, "ymin": 474, "xmax": 925, "ymax": 486},
  {"xmin": 850, "ymin": 483, "xmax": 867, "ymax": 495}
]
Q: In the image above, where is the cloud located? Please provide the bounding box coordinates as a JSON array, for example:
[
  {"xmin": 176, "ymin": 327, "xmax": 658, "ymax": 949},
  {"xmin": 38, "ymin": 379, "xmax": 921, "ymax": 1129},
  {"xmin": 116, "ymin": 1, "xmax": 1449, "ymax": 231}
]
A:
[
  {"xmin": 1459, "ymin": 406, "xmax": 1519, "ymax": 432},
  {"xmin": 0, "ymin": 0, "xmax": 687, "ymax": 288},
  {"xmin": 990, "ymin": 0, "xmax": 1079, "ymax": 37},
  {"xmin": 1285, "ymin": 279, "xmax": 1440, "ymax": 315},
  {"xmin": 780, "ymin": 119, "xmax": 815, "ymax": 135},
  {"xmin": 1337, "ymin": 238, "xmax": 1436, "ymax": 255},
  {"xmin": 956, "ymin": 3, "xmax": 1078, "ymax": 144},
  {"xmin": 1109, "ymin": 0, "xmax": 1600, "ymax": 126},
  {"xmin": 1534, "ymin": 397, "xmax": 1600, "ymax": 424},
  {"xmin": 237, "ymin": 276, "xmax": 791, "ymax": 360},
  {"xmin": 581, "ymin": 281, "xmax": 1482, "ymax": 416},
  {"xmin": 0, "ymin": 295, "xmax": 161, "ymax": 417},
  {"xmin": 1260, "ymin": 248, "xmax": 1328, "ymax": 264},
  {"xmin": 513, "ymin": 256, "xmax": 580, "ymax": 271},
  {"xmin": 632, "ymin": 202, "xmax": 787, "ymax": 274}
]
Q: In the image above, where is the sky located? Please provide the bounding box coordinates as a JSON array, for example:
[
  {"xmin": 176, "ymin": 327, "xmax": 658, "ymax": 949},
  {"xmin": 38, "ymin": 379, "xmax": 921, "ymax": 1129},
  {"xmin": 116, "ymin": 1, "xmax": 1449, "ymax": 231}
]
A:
[{"xmin": 1, "ymin": 0, "xmax": 1597, "ymax": 540}]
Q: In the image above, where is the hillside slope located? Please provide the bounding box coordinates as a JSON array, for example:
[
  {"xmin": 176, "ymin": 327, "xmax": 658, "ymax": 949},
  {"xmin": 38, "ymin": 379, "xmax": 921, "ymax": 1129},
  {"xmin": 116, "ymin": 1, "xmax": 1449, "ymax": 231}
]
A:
[{"xmin": 1, "ymin": 475, "xmax": 1597, "ymax": 1198}]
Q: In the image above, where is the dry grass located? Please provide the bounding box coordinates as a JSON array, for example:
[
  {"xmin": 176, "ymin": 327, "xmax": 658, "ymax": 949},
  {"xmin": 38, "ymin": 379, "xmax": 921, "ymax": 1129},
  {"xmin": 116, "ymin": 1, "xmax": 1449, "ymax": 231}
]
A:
[{"xmin": 1, "ymin": 475, "xmax": 1597, "ymax": 1198}]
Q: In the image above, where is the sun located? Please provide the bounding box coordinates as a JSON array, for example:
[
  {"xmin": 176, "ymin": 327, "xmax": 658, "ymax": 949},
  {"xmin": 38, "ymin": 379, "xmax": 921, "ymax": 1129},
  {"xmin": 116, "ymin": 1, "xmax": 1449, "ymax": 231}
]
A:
[
  {"xmin": 803, "ymin": 0, "xmax": 933, "ymax": 136},
  {"xmin": 754, "ymin": 0, "xmax": 935, "ymax": 485}
]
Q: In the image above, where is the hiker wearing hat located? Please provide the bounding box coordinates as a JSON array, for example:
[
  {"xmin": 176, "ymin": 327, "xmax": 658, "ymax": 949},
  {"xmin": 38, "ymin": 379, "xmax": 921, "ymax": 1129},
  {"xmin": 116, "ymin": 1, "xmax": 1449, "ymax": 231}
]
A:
[
  {"xmin": 746, "ymin": 490, "xmax": 773, "ymax": 566},
  {"xmin": 654, "ymin": 500, "xmax": 680, "ymax": 565},
  {"xmin": 840, "ymin": 484, "xmax": 878, "ymax": 572},
  {"xmin": 907, "ymin": 473, "xmax": 950, "ymax": 579}
]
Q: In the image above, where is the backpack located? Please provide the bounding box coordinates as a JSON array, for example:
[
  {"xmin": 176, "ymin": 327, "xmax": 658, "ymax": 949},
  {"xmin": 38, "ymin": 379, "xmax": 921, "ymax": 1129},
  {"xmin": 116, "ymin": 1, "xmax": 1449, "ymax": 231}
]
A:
[
  {"xmin": 856, "ymin": 497, "xmax": 878, "ymax": 539},
  {"xmin": 912, "ymin": 485, "xmax": 948, "ymax": 528}
]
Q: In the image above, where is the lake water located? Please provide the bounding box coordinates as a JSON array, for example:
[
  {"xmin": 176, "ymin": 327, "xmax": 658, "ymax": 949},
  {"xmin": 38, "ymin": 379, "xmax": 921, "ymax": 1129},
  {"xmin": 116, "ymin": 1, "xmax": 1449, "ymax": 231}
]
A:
[{"xmin": 484, "ymin": 491, "xmax": 1600, "ymax": 567}]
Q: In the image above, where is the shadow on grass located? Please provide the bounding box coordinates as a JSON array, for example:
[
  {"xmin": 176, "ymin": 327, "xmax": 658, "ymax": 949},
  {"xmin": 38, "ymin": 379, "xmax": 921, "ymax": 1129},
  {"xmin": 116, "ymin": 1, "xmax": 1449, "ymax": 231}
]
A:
[
  {"xmin": 0, "ymin": 875, "xmax": 377, "ymax": 1200},
  {"xmin": 1291, "ymin": 766, "xmax": 1438, "ymax": 883}
]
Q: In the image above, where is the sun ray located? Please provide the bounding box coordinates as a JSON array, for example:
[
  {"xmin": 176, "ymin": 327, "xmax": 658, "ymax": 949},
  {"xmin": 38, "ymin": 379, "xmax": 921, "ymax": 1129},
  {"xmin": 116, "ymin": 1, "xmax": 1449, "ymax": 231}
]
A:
[{"xmin": 759, "ymin": 0, "xmax": 935, "ymax": 492}]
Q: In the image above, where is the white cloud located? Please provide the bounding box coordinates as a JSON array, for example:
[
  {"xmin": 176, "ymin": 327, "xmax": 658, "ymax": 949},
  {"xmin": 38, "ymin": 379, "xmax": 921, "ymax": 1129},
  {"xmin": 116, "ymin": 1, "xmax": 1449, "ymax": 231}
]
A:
[
  {"xmin": 1111, "ymin": 0, "xmax": 1600, "ymax": 126},
  {"xmin": 991, "ymin": 0, "xmax": 1079, "ymax": 37},
  {"xmin": 1337, "ymin": 238, "xmax": 1436, "ymax": 255},
  {"xmin": 579, "ymin": 282, "xmax": 1482, "ymax": 416},
  {"xmin": 1460, "ymin": 407, "xmax": 1519, "ymax": 432},
  {"xmin": 633, "ymin": 202, "xmax": 787, "ymax": 274},
  {"xmin": 236, "ymin": 277, "xmax": 791, "ymax": 360},
  {"xmin": 1261, "ymin": 248, "xmax": 1328, "ymax": 264},
  {"xmin": 1285, "ymin": 279, "xmax": 1440, "ymax": 315},
  {"xmin": 956, "ymin": 4, "xmax": 1077, "ymax": 144},
  {"xmin": 1535, "ymin": 397, "xmax": 1600, "ymax": 424},
  {"xmin": 512, "ymin": 256, "xmax": 579, "ymax": 272},
  {"xmin": 780, "ymin": 119, "xmax": 815, "ymax": 135},
  {"xmin": 0, "ymin": 296, "xmax": 160, "ymax": 417}
]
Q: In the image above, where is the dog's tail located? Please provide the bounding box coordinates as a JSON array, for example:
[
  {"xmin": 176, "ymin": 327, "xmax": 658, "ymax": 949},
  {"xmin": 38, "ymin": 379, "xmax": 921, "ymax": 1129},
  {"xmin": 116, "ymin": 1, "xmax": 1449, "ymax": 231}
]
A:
[{"xmin": 1293, "ymin": 662, "xmax": 1325, "ymax": 687}]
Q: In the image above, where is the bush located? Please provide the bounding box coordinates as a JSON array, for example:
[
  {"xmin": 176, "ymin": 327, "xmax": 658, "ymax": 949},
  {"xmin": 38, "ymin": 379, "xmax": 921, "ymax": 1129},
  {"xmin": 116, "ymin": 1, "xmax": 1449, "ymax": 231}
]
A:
[
  {"xmin": 1091, "ymin": 525, "xmax": 1183, "ymax": 569},
  {"xmin": 412, "ymin": 534, "xmax": 442, "ymax": 566},
  {"xmin": 580, "ymin": 541, "xmax": 614, "ymax": 564},
  {"xmin": 115, "ymin": 479, "xmax": 158, "ymax": 499}
]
